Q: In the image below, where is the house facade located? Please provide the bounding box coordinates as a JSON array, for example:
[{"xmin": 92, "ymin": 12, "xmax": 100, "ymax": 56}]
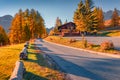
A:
[{"xmin": 58, "ymin": 22, "xmax": 80, "ymax": 36}]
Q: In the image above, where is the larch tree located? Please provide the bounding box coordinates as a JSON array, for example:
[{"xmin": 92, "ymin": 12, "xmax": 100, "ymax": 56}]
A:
[
  {"xmin": 111, "ymin": 8, "xmax": 119, "ymax": 27},
  {"xmin": 97, "ymin": 8, "xmax": 104, "ymax": 30},
  {"xmin": 73, "ymin": 0, "xmax": 86, "ymax": 32},
  {"xmin": 9, "ymin": 9, "xmax": 47, "ymax": 44},
  {"xmin": 54, "ymin": 17, "xmax": 62, "ymax": 34},
  {"xmin": 73, "ymin": 0, "xmax": 99, "ymax": 34},
  {"xmin": 9, "ymin": 13, "xmax": 22, "ymax": 43},
  {"xmin": 0, "ymin": 26, "xmax": 9, "ymax": 45}
]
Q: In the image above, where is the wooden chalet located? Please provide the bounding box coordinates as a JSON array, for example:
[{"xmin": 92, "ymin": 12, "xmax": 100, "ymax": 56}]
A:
[{"xmin": 58, "ymin": 22, "xmax": 80, "ymax": 36}]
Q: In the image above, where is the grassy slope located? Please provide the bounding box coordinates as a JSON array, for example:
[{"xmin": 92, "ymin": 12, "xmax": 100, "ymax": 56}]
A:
[
  {"xmin": 98, "ymin": 30, "xmax": 120, "ymax": 37},
  {"xmin": 24, "ymin": 44, "xmax": 64, "ymax": 80},
  {"xmin": 0, "ymin": 43, "xmax": 64, "ymax": 80},
  {"xmin": 0, "ymin": 44, "xmax": 24, "ymax": 80},
  {"xmin": 45, "ymin": 36, "xmax": 120, "ymax": 54}
]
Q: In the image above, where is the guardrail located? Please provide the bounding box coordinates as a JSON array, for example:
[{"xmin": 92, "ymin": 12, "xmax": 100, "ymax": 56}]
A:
[
  {"xmin": 24, "ymin": 41, "xmax": 29, "ymax": 49},
  {"xmin": 9, "ymin": 61, "xmax": 26, "ymax": 80},
  {"xmin": 9, "ymin": 41, "xmax": 29, "ymax": 80},
  {"xmin": 19, "ymin": 42, "xmax": 29, "ymax": 60},
  {"xmin": 19, "ymin": 47, "xmax": 28, "ymax": 60}
]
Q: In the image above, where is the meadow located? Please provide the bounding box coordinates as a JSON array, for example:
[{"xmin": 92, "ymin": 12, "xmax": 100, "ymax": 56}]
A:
[{"xmin": 0, "ymin": 43, "xmax": 64, "ymax": 80}]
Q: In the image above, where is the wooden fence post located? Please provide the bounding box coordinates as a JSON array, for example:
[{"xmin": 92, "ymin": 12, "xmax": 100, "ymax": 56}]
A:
[{"xmin": 9, "ymin": 61, "xmax": 25, "ymax": 80}]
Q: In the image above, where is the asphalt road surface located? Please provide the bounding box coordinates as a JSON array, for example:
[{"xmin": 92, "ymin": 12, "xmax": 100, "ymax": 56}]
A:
[
  {"xmin": 35, "ymin": 39, "xmax": 120, "ymax": 80},
  {"xmin": 65, "ymin": 36, "xmax": 120, "ymax": 50}
]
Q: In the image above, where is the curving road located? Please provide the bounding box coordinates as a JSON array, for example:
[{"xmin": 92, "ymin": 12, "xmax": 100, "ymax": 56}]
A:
[
  {"xmin": 65, "ymin": 37, "xmax": 120, "ymax": 50},
  {"xmin": 35, "ymin": 39, "xmax": 120, "ymax": 80}
]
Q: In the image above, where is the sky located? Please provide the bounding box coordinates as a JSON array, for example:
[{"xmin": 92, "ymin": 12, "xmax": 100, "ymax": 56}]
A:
[{"xmin": 0, "ymin": 0, "xmax": 120, "ymax": 28}]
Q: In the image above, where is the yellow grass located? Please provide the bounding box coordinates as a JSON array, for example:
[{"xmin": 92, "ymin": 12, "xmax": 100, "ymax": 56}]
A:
[
  {"xmin": 0, "ymin": 44, "xmax": 24, "ymax": 80},
  {"xmin": 107, "ymin": 30, "xmax": 120, "ymax": 37},
  {"xmin": 99, "ymin": 30, "xmax": 120, "ymax": 37},
  {"xmin": 0, "ymin": 43, "xmax": 65, "ymax": 80},
  {"xmin": 23, "ymin": 44, "xmax": 65, "ymax": 80},
  {"xmin": 45, "ymin": 36, "xmax": 120, "ymax": 54}
]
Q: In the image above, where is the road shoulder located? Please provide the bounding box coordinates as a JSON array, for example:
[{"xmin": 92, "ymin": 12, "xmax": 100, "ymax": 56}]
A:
[{"xmin": 43, "ymin": 39, "xmax": 120, "ymax": 58}]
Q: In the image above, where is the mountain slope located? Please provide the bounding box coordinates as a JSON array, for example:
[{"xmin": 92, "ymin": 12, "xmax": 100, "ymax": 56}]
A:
[
  {"xmin": 104, "ymin": 10, "xmax": 120, "ymax": 20},
  {"xmin": 0, "ymin": 15, "xmax": 13, "ymax": 32},
  {"xmin": 46, "ymin": 27, "xmax": 53, "ymax": 34}
]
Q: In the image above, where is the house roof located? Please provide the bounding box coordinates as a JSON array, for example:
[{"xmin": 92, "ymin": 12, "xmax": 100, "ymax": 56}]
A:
[{"xmin": 58, "ymin": 22, "xmax": 76, "ymax": 30}]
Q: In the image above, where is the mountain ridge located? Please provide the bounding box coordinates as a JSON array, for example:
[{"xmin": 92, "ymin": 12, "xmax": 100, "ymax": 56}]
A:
[
  {"xmin": 1, "ymin": 10, "xmax": 120, "ymax": 33},
  {"xmin": 104, "ymin": 10, "xmax": 120, "ymax": 20},
  {"xmin": 0, "ymin": 15, "xmax": 13, "ymax": 33}
]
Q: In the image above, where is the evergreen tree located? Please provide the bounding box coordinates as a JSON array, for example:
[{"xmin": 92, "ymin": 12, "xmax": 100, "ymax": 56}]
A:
[
  {"xmin": 111, "ymin": 8, "xmax": 119, "ymax": 27},
  {"xmin": 74, "ymin": 0, "xmax": 86, "ymax": 32},
  {"xmin": 97, "ymin": 8, "xmax": 104, "ymax": 30},
  {"xmin": 73, "ymin": 0, "xmax": 99, "ymax": 33},
  {"xmin": 54, "ymin": 17, "xmax": 62, "ymax": 34},
  {"xmin": 55, "ymin": 17, "xmax": 62, "ymax": 27}
]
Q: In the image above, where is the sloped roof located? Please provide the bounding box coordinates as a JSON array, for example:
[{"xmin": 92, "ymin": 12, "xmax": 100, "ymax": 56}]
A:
[{"xmin": 58, "ymin": 22, "xmax": 76, "ymax": 30}]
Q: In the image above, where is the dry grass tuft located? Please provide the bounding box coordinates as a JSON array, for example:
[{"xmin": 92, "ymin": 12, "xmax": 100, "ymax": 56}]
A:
[{"xmin": 100, "ymin": 40, "xmax": 114, "ymax": 50}]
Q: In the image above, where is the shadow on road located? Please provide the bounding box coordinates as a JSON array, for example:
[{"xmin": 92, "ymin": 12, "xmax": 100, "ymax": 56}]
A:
[
  {"xmin": 34, "ymin": 39, "xmax": 107, "ymax": 80},
  {"xmin": 23, "ymin": 71, "xmax": 48, "ymax": 80},
  {"xmin": 23, "ymin": 41, "xmax": 65, "ymax": 80},
  {"xmin": 26, "ymin": 39, "xmax": 120, "ymax": 80}
]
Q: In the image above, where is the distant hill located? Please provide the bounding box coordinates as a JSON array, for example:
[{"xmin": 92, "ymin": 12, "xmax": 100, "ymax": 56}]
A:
[
  {"xmin": 46, "ymin": 27, "xmax": 53, "ymax": 34},
  {"xmin": 104, "ymin": 10, "xmax": 120, "ymax": 20},
  {"xmin": 0, "ymin": 15, "xmax": 13, "ymax": 33}
]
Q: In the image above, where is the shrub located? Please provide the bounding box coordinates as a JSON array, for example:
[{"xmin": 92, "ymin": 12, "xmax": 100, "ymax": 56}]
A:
[
  {"xmin": 100, "ymin": 40, "xmax": 114, "ymax": 50},
  {"xmin": 87, "ymin": 42, "xmax": 94, "ymax": 48}
]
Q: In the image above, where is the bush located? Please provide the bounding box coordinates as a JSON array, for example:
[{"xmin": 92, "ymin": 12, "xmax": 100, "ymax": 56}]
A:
[
  {"xmin": 100, "ymin": 40, "xmax": 114, "ymax": 50},
  {"xmin": 87, "ymin": 42, "xmax": 94, "ymax": 48}
]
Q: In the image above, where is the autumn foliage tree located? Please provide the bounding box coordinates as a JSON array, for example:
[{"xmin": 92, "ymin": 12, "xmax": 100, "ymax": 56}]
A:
[
  {"xmin": 0, "ymin": 26, "xmax": 9, "ymax": 46},
  {"xmin": 73, "ymin": 0, "xmax": 99, "ymax": 34},
  {"xmin": 96, "ymin": 8, "xmax": 104, "ymax": 30},
  {"xmin": 111, "ymin": 8, "xmax": 119, "ymax": 27},
  {"xmin": 54, "ymin": 17, "xmax": 62, "ymax": 34},
  {"xmin": 9, "ymin": 9, "xmax": 47, "ymax": 44}
]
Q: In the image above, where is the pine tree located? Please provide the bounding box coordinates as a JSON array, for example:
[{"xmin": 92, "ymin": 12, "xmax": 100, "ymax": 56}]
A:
[
  {"xmin": 74, "ymin": 0, "xmax": 86, "ymax": 32},
  {"xmin": 111, "ymin": 8, "xmax": 119, "ymax": 27},
  {"xmin": 54, "ymin": 17, "xmax": 62, "ymax": 34},
  {"xmin": 97, "ymin": 8, "xmax": 104, "ymax": 30},
  {"xmin": 55, "ymin": 17, "xmax": 62, "ymax": 27},
  {"xmin": 73, "ymin": 0, "xmax": 99, "ymax": 33}
]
